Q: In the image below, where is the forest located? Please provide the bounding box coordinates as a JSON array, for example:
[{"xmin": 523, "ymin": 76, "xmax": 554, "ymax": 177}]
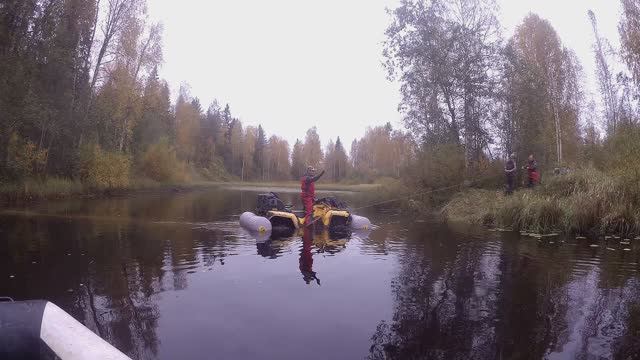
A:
[
  {"xmin": 383, "ymin": 0, "xmax": 640, "ymax": 234},
  {"xmin": 2, "ymin": 0, "xmax": 640, "ymax": 218},
  {"xmin": 0, "ymin": 0, "xmax": 412, "ymax": 196}
]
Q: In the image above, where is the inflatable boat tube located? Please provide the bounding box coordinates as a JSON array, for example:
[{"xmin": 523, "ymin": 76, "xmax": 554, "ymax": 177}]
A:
[
  {"xmin": 350, "ymin": 214, "xmax": 372, "ymax": 230},
  {"xmin": 243, "ymin": 229, "xmax": 272, "ymax": 243},
  {"xmin": 352, "ymin": 228, "xmax": 373, "ymax": 240},
  {"xmin": 0, "ymin": 300, "xmax": 130, "ymax": 360},
  {"xmin": 239, "ymin": 212, "xmax": 272, "ymax": 233}
]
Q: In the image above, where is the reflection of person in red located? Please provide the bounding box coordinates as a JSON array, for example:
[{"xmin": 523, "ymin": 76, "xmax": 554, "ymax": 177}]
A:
[
  {"xmin": 299, "ymin": 226, "xmax": 320, "ymax": 285},
  {"xmin": 300, "ymin": 166, "xmax": 325, "ymax": 221}
]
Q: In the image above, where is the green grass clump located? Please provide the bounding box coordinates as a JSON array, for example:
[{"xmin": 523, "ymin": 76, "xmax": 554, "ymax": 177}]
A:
[
  {"xmin": 495, "ymin": 194, "xmax": 525, "ymax": 228},
  {"xmin": 518, "ymin": 194, "xmax": 562, "ymax": 233},
  {"xmin": 442, "ymin": 189, "xmax": 505, "ymax": 225},
  {"xmin": 442, "ymin": 168, "xmax": 640, "ymax": 236}
]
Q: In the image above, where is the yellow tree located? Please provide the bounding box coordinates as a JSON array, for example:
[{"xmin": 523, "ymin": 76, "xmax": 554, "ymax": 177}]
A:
[
  {"xmin": 265, "ymin": 135, "xmax": 290, "ymax": 180},
  {"xmin": 350, "ymin": 124, "xmax": 412, "ymax": 180},
  {"xmin": 274, "ymin": 138, "xmax": 291, "ymax": 180},
  {"xmin": 175, "ymin": 87, "xmax": 201, "ymax": 163},
  {"xmin": 302, "ymin": 127, "xmax": 323, "ymax": 169}
]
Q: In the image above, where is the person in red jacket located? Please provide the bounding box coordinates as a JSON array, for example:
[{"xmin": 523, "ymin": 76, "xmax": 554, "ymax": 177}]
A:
[
  {"xmin": 300, "ymin": 166, "xmax": 325, "ymax": 221},
  {"xmin": 524, "ymin": 154, "xmax": 540, "ymax": 187}
]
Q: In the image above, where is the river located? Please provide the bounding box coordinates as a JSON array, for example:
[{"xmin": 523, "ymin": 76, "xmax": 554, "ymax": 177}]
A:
[{"xmin": 1, "ymin": 186, "xmax": 639, "ymax": 359}]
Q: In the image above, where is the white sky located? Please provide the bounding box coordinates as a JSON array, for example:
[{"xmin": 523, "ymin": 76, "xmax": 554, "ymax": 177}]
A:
[{"xmin": 148, "ymin": 0, "xmax": 623, "ymax": 149}]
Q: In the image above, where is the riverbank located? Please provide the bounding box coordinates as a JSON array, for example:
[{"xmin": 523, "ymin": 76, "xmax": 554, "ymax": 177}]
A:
[
  {"xmin": 0, "ymin": 177, "xmax": 209, "ymax": 203},
  {"xmin": 0, "ymin": 177, "xmax": 382, "ymax": 204},
  {"xmin": 441, "ymin": 168, "xmax": 640, "ymax": 237},
  {"xmin": 219, "ymin": 181, "xmax": 380, "ymax": 192}
]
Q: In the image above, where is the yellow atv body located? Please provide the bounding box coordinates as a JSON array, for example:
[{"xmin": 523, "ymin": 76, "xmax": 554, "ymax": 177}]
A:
[
  {"xmin": 267, "ymin": 203, "xmax": 351, "ymax": 230},
  {"xmin": 267, "ymin": 210, "xmax": 301, "ymax": 229},
  {"xmin": 308, "ymin": 203, "xmax": 350, "ymax": 227}
]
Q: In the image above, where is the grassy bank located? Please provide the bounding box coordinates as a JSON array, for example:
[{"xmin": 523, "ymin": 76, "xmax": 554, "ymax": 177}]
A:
[
  {"xmin": 442, "ymin": 168, "xmax": 640, "ymax": 236},
  {"xmin": 0, "ymin": 177, "xmax": 386, "ymax": 204},
  {"xmin": 0, "ymin": 177, "xmax": 211, "ymax": 203},
  {"xmin": 0, "ymin": 178, "xmax": 86, "ymax": 201}
]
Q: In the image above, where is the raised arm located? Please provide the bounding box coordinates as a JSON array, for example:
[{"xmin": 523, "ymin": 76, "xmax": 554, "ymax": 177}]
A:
[{"xmin": 311, "ymin": 170, "xmax": 325, "ymax": 183}]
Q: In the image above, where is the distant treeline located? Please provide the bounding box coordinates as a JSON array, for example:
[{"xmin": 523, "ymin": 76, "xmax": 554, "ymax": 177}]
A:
[
  {"xmin": 385, "ymin": 0, "xmax": 640, "ymax": 193},
  {"xmin": 0, "ymin": 0, "xmax": 412, "ymax": 187}
]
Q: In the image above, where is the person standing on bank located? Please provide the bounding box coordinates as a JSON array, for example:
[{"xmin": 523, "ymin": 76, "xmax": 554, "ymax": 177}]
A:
[
  {"xmin": 504, "ymin": 153, "xmax": 517, "ymax": 195},
  {"xmin": 300, "ymin": 166, "xmax": 325, "ymax": 221},
  {"xmin": 524, "ymin": 154, "xmax": 539, "ymax": 188}
]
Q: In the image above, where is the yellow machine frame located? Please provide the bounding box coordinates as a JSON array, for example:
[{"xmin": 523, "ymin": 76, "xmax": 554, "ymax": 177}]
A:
[
  {"xmin": 267, "ymin": 210, "xmax": 301, "ymax": 229},
  {"xmin": 310, "ymin": 203, "xmax": 350, "ymax": 227},
  {"xmin": 268, "ymin": 204, "xmax": 350, "ymax": 228}
]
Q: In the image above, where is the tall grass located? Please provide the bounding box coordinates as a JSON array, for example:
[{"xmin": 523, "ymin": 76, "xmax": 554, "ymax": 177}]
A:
[
  {"xmin": 0, "ymin": 177, "xmax": 85, "ymax": 201},
  {"xmin": 442, "ymin": 168, "xmax": 640, "ymax": 236},
  {"xmin": 0, "ymin": 176, "xmax": 197, "ymax": 203},
  {"xmin": 441, "ymin": 189, "xmax": 505, "ymax": 225}
]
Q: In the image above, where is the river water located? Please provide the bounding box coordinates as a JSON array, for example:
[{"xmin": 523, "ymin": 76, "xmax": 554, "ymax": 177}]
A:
[{"xmin": 1, "ymin": 186, "xmax": 640, "ymax": 359}]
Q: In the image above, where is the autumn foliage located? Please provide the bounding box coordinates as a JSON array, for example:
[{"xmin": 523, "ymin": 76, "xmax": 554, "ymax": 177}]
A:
[
  {"xmin": 77, "ymin": 144, "xmax": 131, "ymax": 189},
  {"xmin": 6, "ymin": 133, "xmax": 47, "ymax": 181},
  {"xmin": 140, "ymin": 139, "xmax": 188, "ymax": 183}
]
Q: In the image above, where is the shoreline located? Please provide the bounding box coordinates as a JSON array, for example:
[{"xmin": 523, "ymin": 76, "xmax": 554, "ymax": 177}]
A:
[
  {"xmin": 0, "ymin": 178, "xmax": 379, "ymax": 205},
  {"xmin": 218, "ymin": 181, "xmax": 380, "ymax": 192}
]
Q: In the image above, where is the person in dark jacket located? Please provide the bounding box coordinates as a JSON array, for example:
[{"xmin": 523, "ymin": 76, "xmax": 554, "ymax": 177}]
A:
[
  {"xmin": 524, "ymin": 154, "xmax": 539, "ymax": 187},
  {"xmin": 505, "ymin": 153, "xmax": 517, "ymax": 195},
  {"xmin": 300, "ymin": 166, "xmax": 325, "ymax": 220}
]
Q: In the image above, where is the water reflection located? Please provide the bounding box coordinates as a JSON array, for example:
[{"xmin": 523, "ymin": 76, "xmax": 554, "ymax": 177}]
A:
[
  {"xmin": 300, "ymin": 226, "xmax": 320, "ymax": 285},
  {"xmin": 3, "ymin": 188, "xmax": 640, "ymax": 359},
  {"xmin": 252, "ymin": 225, "xmax": 356, "ymax": 285},
  {"xmin": 368, "ymin": 222, "xmax": 640, "ymax": 360},
  {"xmin": 0, "ymin": 188, "xmax": 367, "ymax": 359}
]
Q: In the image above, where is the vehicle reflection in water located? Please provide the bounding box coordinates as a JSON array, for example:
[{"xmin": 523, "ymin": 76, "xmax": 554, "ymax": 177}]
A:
[{"xmin": 252, "ymin": 225, "xmax": 367, "ymax": 285}]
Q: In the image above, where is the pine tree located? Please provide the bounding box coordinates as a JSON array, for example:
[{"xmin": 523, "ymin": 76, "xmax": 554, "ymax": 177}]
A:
[
  {"xmin": 133, "ymin": 67, "xmax": 173, "ymax": 153},
  {"xmin": 325, "ymin": 139, "xmax": 336, "ymax": 181},
  {"xmin": 242, "ymin": 126, "xmax": 257, "ymax": 180},
  {"xmin": 253, "ymin": 125, "xmax": 267, "ymax": 180},
  {"xmin": 334, "ymin": 137, "xmax": 348, "ymax": 181}
]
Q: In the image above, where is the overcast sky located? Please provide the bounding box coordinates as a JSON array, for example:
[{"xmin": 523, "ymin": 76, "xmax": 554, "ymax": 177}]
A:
[{"xmin": 148, "ymin": 0, "xmax": 622, "ymax": 149}]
